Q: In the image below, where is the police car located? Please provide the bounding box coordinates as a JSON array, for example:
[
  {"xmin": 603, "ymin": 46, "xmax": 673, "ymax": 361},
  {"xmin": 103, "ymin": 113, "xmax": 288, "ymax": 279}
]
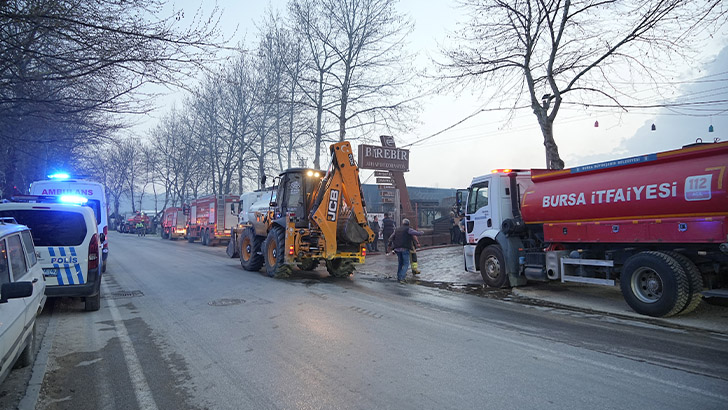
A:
[
  {"xmin": 0, "ymin": 220, "xmax": 46, "ymax": 384},
  {"xmin": 30, "ymin": 176, "xmax": 109, "ymax": 273},
  {"xmin": 0, "ymin": 200, "xmax": 103, "ymax": 311}
]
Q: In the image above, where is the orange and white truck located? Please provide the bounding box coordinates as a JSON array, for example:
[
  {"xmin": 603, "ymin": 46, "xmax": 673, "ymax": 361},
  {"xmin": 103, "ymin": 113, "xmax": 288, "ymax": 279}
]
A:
[{"xmin": 186, "ymin": 195, "xmax": 239, "ymax": 246}]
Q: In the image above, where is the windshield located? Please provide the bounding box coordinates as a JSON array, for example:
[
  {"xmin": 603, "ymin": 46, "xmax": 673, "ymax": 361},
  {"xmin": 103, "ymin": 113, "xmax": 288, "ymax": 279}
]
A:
[{"xmin": 0, "ymin": 209, "xmax": 88, "ymax": 246}]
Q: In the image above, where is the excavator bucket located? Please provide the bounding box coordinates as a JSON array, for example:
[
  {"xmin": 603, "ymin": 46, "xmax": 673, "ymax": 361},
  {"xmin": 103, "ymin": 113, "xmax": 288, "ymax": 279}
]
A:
[{"xmin": 338, "ymin": 213, "xmax": 370, "ymax": 244}]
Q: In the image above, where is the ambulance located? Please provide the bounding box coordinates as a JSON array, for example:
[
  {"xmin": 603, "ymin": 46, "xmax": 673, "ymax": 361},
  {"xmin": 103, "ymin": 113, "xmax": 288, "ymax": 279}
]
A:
[{"xmin": 29, "ymin": 175, "xmax": 109, "ymax": 273}]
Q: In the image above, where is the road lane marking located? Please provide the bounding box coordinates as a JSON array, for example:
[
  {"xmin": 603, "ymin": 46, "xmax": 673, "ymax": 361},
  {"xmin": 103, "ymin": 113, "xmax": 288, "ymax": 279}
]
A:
[{"xmin": 103, "ymin": 280, "xmax": 159, "ymax": 410}]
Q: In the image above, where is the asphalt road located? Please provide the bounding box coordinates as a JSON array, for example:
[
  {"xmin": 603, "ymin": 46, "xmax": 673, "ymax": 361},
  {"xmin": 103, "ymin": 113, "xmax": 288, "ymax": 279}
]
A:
[{"xmin": 3, "ymin": 232, "xmax": 727, "ymax": 410}]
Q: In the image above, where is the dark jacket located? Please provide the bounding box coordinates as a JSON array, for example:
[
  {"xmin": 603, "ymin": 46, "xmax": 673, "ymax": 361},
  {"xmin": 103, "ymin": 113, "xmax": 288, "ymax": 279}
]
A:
[
  {"xmin": 369, "ymin": 220, "xmax": 380, "ymax": 233},
  {"xmin": 382, "ymin": 217, "xmax": 395, "ymax": 233},
  {"xmin": 389, "ymin": 225, "xmax": 423, "ymax": 251}
]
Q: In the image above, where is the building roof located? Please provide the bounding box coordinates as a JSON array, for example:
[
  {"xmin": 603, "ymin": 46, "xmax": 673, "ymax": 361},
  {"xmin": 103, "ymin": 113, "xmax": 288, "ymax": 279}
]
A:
[{"xmin": 361, "ymin": 184, "xmax": 456, "ymax": 212}]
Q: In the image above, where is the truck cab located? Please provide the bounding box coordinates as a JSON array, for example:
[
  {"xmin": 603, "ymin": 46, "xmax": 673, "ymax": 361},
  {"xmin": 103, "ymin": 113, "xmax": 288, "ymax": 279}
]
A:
[{"xmin": 463, "ymin": 170, "xmax": 533, "ymax": 286}]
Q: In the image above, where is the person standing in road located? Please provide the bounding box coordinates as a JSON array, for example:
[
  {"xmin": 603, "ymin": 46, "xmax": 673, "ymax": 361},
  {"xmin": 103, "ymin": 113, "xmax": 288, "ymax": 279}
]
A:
[
  {"xmin": 382, "ymin": 213, "xmax": 395, "ymax": 254},
  {"xmin": 450, "ymin": 211, "xmax": 460, "ymax": 244},
  {"xmin": 368, "ymin": 215, "xmax": 381, "ymax": 252},
  {"xmin": 135, "ymin": 220, "xmax": 145, "ymax": 237},
  {"xmin": 387, "ymin": 218, "xmax": 423, "ymax": 284}
]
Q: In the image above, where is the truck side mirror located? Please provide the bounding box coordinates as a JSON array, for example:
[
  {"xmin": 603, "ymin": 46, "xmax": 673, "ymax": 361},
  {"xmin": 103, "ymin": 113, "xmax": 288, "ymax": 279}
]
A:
[
  {"xmin": 230, "ymin": 203, "xmax": 236, "ymax": 214},
  {"xmin": 269, "ymin": 201, "xmax": 277, "ymax": 207},
  {"xmin": 261, "ymin": 175, "xmax": 267, "ymax": 187}
]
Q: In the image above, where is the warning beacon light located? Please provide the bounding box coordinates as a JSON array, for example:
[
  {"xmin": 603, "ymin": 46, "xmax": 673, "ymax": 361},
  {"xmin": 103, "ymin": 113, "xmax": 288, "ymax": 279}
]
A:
[
  {"xmin": 59, "ymin": 195, "xmax": 88, "ymax": 204},
  {"xmin": 48, "ymin": 173, "xmax": 70, "ymax": 179}
]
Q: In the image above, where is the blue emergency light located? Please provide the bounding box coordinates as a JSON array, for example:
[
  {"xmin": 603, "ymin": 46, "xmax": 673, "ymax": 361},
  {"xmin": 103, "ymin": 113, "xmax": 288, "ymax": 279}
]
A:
[
  {"xmin": 48, "ymin": 173, "xmax": 70, "ymax": 179},
  {"xmin": 59, "ymin": 195, "xmax": 88, "ymax": 204}
]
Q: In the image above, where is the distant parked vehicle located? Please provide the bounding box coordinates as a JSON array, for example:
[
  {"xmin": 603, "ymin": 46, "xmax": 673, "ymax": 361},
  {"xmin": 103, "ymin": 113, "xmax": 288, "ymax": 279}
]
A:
[{"xmin": 160, "ymin": 207, "xmax": 186, "ymax": 240}]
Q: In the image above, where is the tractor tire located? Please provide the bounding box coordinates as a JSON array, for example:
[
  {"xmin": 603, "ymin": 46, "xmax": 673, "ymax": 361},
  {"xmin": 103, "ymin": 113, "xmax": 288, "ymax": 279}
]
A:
[
  {"xmin": 240, "ymin": 228, "xmax": 264, "ymax": 272},
  {"xmin": 325, "ymin": 258, "xmax": 355, "ymax": 277},
  {"xmin": 664, "ymin": 252, "xmax": 704, "ymax": 315},
  {"xmin": 620, "ymin": 251, "xmax": 689, "ymax": 317},
  {"xmin": 263, "ymin": 226, "xmax": 292, "ymax": 278},
  {"xmin": 479, "ymin": 245, "xmax": 509, "ymax": 288},
  {"xmin": 297, "ymin": 259, "xmax": 320, "ymax": 271}
]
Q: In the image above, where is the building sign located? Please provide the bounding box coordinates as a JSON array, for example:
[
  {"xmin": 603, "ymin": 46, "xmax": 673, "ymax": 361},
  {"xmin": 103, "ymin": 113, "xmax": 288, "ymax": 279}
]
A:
[
  {"xmin": 374, "ymin": 171, "xmax": 391, "ymax": 177},
  {"xmin": 378, "ymin": 185, "xmax": 396, "ymax": 190},
  {"xmin": 380, "ymin": 190, "xmax": 395, "ymax": 197},
  {"xmin": 380, "ymin": 135, "xmax": 396, "ymax": 147},
  {"xmin": 381, "ymin": 197, "xmax": 395, "ymax": 203},
  {"xmin": 358, "ymin": 144, "xmax": 410, "ymax": 171},
  {"xmin": 376, "ymin": 178, "xmax": 394, "ymax": 184}
]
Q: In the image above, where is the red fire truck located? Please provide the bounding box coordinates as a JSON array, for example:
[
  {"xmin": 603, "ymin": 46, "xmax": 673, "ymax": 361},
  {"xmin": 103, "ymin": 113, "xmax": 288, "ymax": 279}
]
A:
[
  {"xmin": 160, "ymin": 207, "xmax": 186, "ymax": 240},
  {"xmin": 461, "ymin": 140, "xmax": 728, "ymax": 317},
  {"xmin": 186, "ymin": 194, "xmax": 239, "ymax": 246}
]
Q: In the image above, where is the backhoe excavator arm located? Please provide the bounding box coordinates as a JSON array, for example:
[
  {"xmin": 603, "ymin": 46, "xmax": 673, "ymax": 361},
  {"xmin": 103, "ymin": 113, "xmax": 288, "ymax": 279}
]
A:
[{"xmin": 310, "ymin": 141, "xmax": 374, "ymax": 257}]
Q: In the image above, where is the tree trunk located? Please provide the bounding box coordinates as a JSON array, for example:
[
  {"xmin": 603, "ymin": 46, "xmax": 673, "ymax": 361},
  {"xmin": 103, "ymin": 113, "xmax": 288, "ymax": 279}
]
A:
[
  {"xmin": 533, "ymin": 106, "xmax": 565, "ymax": 170},
  {"xmin": 314, "ymin": 69, "xmax": 325, "ymax": 169}
]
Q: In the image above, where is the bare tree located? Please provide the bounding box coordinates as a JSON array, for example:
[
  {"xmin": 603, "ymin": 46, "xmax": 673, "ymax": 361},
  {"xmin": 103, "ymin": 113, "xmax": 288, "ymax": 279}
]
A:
[
  {"xmin": 0, "ymin": 0, "xmax": 225, "ymax": 194},
  {"xmin": 442, "ymin": 0, "xmax": 727, "ymax": 169},
  {"xmin": 222, "ymin": 49, "xmax": 259, "ymax": 193},
  {"xmin": 320, "ymin": 0, "xmax": 416, "ymax": 142},
  {"xmin": 289, "ymin": 0, "xmax": 340, "ymax": 169}
]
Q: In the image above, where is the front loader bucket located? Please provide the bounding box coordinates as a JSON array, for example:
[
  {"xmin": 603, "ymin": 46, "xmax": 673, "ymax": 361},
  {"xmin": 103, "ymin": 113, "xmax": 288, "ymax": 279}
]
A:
[{"xmin": 338, "ymin": 213, "xmax": 370, "ymax": 244}]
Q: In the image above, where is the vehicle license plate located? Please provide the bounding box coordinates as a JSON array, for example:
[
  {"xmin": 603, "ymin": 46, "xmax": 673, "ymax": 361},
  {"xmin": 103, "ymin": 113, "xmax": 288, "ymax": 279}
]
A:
[{"xmin": 43, "ymin": 268, "xmax": 60, "ymax": 277}]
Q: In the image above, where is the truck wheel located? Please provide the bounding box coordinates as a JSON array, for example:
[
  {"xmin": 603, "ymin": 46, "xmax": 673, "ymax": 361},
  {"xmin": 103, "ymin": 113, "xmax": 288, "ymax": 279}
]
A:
[
  {"xmin": 264, "ymin": 226, "xmax": 292, "ymax": 278},
  {"xmin": 298, "ymin": 259, "xmax": 320, "ymax": 271},
  {"xmin": 479, "ymin": 245, "xmax": 509, "ymax": 288},
  {"xmin": 201, "ymin": 229, "xmax": 208, "ymax": 245},
  {"xmin": 85, "ymin": 291, "xmax": 101, "ymax": 312},
  {"xmin": 240, "ymin": 228, "xmax": 264, "ymax": 272},
  {"xmin": 620, "ymin": 251, "xmax": 689, "ymax": 317},
  {"xmin": 664, "ymin": 252, "xmax": 703, "ymax": 315},
  {"xmin": 187, "ymin": 232, "xmax": 195, "ymax": 243},
  {"xmin": 14, "ymin": 323, "xmax": 35, "ymax": 368},
  {"xmin": 325, "ymin": 258, "xmax": 355, "ymax": 277}
]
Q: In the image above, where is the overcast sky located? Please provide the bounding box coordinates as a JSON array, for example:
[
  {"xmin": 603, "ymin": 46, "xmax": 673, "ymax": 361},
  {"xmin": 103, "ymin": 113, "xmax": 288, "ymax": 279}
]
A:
[{"xmin": 148, "ymin": 0, "xmax": 728, "ymax": 189}]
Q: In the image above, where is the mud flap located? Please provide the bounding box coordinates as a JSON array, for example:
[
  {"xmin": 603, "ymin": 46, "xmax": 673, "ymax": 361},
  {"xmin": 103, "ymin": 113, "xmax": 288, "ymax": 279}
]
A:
[
  {"xmin": 496, "ymin": 232, "xmax": 527, "ymax": 287},
  {"xmin": 226, "ymin": 237, "xmax": 237, "ymax": 258}
]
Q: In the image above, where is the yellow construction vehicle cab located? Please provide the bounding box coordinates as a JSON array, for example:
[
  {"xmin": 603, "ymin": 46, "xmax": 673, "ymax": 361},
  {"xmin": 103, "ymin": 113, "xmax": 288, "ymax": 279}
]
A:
[{"xmin": 237, "ymin": 141, "xmax": 374, "ymax": 278}]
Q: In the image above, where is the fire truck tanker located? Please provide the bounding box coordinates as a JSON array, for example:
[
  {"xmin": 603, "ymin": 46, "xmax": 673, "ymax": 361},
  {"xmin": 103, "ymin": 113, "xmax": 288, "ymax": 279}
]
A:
[
  {"xmin": 461, "ymin": 140, "xmax": 728, "ymax": 317},
  {"xmin": 160, "ymin": 207, "xmax": 186, "ymax": 240},
  {"xmin": 186, "ymin": 194, "xmax": 239, "ymax": 246}
]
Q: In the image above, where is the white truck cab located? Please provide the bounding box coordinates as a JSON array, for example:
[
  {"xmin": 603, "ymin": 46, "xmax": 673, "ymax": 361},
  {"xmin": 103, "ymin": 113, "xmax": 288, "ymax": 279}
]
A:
[{"xmin": 462, "ymin": 170, "xmax": 532, "ymax": 286}]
